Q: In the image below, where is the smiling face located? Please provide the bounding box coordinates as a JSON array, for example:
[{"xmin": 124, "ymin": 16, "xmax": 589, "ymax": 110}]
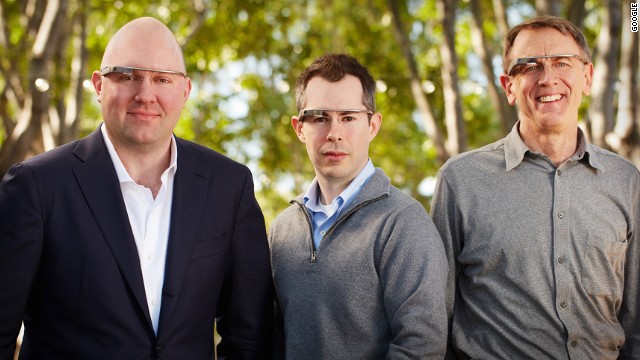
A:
[
  {"xmin": 292, "ymin": 75, "xmax": 381, "ymax": 191},
  {"xmin": 92, "ymin": 18, "xmax": 191, "ymax": 153},
  {"xmin": 500, "ymin": 27, "xmax": 593, "ymax": 136}
]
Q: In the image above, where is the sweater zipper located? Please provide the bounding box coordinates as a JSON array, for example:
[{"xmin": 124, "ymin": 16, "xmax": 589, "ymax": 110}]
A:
[
  {"xmin": 294, "ymin": 193, "xmax": 389, "ymax": 263},
  {"xmin": 294, "ymin": 201, "xmax": 318, "ymax": 263}
]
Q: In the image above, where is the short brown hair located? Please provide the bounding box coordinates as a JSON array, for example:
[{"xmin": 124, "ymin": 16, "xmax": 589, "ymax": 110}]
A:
[
  {"xmin": 295, "ymin": 53, "xmax": 376, "ymax": 112},
  {"xmin": 503, "ymin": 15, "xmax": 591, "ymax": 73}
]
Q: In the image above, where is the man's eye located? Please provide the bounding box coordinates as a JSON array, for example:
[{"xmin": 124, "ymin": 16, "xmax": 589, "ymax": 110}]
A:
[
  {"xmin": 119, "ymin": 74, "xmax": 141, "ymax": 81},
  {"xmin": 555, "ymin": 62, "xmax": 570, "ymax": 68},
  {"xmin": 311, "ymin": 117, "xmax": 329, "ymax": 123},
  {"xmin": 341, "ymin": 116, "xmax": 357, "ymax": 122},
  {"xmin": 523, "ymin": 64, "xmax": 542, "ymax": 73},
  {"xmin": 154, "ymin": 77, "xmax": 172, "ymax": 84}
]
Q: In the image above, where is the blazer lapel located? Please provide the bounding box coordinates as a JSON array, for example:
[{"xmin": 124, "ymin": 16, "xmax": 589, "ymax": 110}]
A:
[
  {"xmin": 71, "ymin": 128, "xmax": 153, "ymax": 328},
  {"xmin": 158, "ymin": 139, "xmax": 210, "ymax": 332}
]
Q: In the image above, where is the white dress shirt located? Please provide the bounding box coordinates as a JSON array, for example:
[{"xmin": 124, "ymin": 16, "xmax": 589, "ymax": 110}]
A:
[{"xmin": 101, "ymin": 124, "xmax": 177, "ymax": 335}]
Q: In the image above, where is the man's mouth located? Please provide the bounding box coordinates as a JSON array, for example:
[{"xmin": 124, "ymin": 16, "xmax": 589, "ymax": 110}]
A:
[
  {"xmin": 323, "ymin": 151, "xmax": 347, "ymax": 161},
  {"xmin": 537, "ymin": 94, "xmax": 563, "ymax": 103},
  {"xmin": 128, "ymin": 111, "xmax": 161, "ymax": 120}
]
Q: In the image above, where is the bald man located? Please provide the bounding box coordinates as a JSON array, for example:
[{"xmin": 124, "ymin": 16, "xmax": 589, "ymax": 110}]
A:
[{"xmin": 0, "ymin": 17, "xmax": 273, "ymax": 359}]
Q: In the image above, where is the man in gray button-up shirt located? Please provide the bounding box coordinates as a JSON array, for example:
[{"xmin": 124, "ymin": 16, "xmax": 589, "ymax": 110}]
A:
[{"xmin": 431, "ymin": 15, "xmax": 639, "ymax": 359}]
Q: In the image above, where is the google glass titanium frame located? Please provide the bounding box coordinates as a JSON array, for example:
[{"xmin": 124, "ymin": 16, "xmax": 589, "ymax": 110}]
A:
[
  {"xmin": 100, "ymin": 65, "xmax": 187, "ymax": 77},
  {"xmin": 298, "ymin": 109, "xmax": 374, "ymax": 121},
  {"xmin": 506, "ymin": 54, "xmax": 585, "ymax": 76}
]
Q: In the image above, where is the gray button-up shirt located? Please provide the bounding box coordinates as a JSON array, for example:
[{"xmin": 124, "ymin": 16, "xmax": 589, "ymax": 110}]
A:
[{"xmin": 431, "ymin": 122, "xmax": 640, "ymax": 359}]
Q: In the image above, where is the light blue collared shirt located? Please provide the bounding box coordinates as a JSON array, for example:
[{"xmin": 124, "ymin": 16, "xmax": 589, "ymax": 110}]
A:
[{"xmin": 303, "ymin": 160, "xmax": 375, "ymax": 250}]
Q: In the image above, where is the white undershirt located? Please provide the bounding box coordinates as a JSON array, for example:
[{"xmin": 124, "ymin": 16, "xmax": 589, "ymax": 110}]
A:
[{"xmin": 101, "ymin": 124, "xmax": 177, "ymax": 335}]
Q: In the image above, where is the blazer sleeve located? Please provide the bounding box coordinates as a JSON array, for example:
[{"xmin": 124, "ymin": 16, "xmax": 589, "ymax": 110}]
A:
[
  {"xmin": 0, "ymin": 163, "xmax": 44, "ymax": 359},
  {"xmin": 215, "ymin": 167, "xmax": 274, "ymax": 360}
]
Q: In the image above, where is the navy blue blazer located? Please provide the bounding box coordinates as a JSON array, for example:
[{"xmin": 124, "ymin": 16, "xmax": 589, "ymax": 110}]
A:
[{"xmin": 0, "ymin": 128, "xmax": 273, "ymax": 359}]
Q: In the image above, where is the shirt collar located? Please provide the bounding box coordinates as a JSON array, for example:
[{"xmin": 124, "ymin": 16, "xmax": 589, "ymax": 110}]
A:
[
  {"xmin": 304, "ymin": 159, "xmax": 375, "ymax": 213},
  {"xmin": 100, "ymin": 123, "xmax": 178, "ymax": 184},
  {"xmin": 504, "ymin": 121, "xmax": 603, "ymax": 172},
  {"xmin": 577, "ymin": 132, "xmax": 604, "ymax": 172}
]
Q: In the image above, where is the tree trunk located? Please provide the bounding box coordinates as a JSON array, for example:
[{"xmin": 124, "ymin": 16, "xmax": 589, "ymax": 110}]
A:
[
  {"xmin": 387, "ymin": 0, "xmax": 448, "ymax": 163},
  {"xmin": 566, "ymin": 0, "xmax": 587, "ymax": 29},
  {"xmin": 492, "ymin": 0, "xmax": 510, "ymax": 42},
  {"xmin": 471, "ymin": 0, "xmax": 517, "ymax": 134},
  {"xmin": 606, "ymin": 2, "xmax": 640, "ymax": 166},
  {"xmin": 588, "ymin": 0, "xmax": 621, "ymax": 148},
  {"xmin": 437, "ymin": 0, "xmax": 466, "ymax": 155},
  {"xmin": 536, "ymin": 0, "xmax": 561, "ymax": 16},
  {"xmin": 60, "ymin": 4, "xmax": 88, "ymax": 144},
  {"xmin": 0, "ymin": 0, "xmax": 71, "ymax": 176}
]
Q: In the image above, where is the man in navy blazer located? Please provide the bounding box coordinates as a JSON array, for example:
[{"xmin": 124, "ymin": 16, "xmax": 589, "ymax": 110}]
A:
[{"xmin": 0, "ymin": 17, "xmax": 273, "ymax": 359}]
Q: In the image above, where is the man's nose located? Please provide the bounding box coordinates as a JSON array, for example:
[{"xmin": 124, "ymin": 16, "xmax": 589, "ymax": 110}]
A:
[
  {"xmin": 537, "ymin": 63, "xmax": 561, "ymax": 84},
  {"xmin": 325, "ymin": 118, "xmax": 344, "ymax": 141},
  {"xmin": 134, "ymin": 79, "xmax": 157, "ymax": 102}
]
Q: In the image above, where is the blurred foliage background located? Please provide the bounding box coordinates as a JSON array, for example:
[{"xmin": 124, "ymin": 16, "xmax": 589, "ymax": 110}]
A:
[{"xmin": 0, "ymin": 0, "xmax": 638, "ymax": 225}]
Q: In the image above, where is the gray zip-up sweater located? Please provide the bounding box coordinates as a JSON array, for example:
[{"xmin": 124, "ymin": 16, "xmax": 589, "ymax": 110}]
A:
[{"xmin": 269, "ymin": 169, "xmax": 448, "ymax": 360}]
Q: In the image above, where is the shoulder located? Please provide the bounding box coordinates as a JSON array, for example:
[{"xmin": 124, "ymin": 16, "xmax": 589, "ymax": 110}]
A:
[
  {"xmin": 588, "ymin": 144, "xmax": 640, "ymax": 177},
  {"xmin": 269, "ymin": 201, "xmax": 306, "ymax": 243},
  {"xmin": 12, "ymin": 140, "xmax": 83, "ymax": 178},
  {"xmin": 364, "ymin": 171, "xmax": 430, "ymax": 223},
  {"xmin": 272, "ymin": 200, "xmax": 304, "ymax": 226},
  {"xmin": 435, "ymin": 138, "xmax": 510, "ymax": 192},
  {"xmin": 441, "ymin": 138, "xmax": 506, "ymax": 172},
  {"xmin": 385, "ymin": 185, "xmax": 426, "ymax": 213},
  {"xmin": 10, "ymin": 127, "xmax": 107, "ymax": 175},
  {"xmin": 375, "ymin": 186, "xmax": 442, "ymax": 253},
  {"xmin": 588, "ymin": 145, "xmax": 640, "ymax": 200},
  {"xmin": 1, "ymin": 140, "xmax": 86, "ymax": 202}
]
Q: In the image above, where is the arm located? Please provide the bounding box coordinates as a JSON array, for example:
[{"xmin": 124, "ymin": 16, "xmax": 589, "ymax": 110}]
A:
[
  {"xmin": 268, "ymin": 225, "xmax": 285, "ymax": 360},
  {"xmin": 430, "ymin": 171, "xmax": 460, "ymax": 360},
  {"xmin": 381, "ymin": 202, "xmax": 448, "ymax": 359},
  {"xmin": 0, "ymin": 164, "xmax": 43, "ymax": 359},
  {"xmin": 216, "ymin": 168, "xmax": 274, "ymax": 360},
  {"xmin": 618, "ymin": 174, "xmax": 640, "ymax": 359},
  {"xmin": 269, "ymin": 294, "xmax": 285, "ymax": 360}
]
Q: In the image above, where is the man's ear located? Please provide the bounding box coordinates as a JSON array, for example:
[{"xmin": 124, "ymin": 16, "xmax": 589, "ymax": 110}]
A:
[
  {"xmin": 183, "ymin": 77, "xmax": 192, "ymax": 103},
  {"xmin": 368, "ymin": 113, "xmax": 382, "ymax": 140},
  {"xmin": 91, "ymin": 71, "xmax": 103, "ymax": 103},
  {"xmin": 499, "ymin": 74, "xmax": 517, "ymax": 105},
  {"xmin": 582, "ymin": 62, "xmax": 594, "ymax": 96},
  {"xmin": 291, "ymin": 117, "xmax": 305, "ymax": 142}
]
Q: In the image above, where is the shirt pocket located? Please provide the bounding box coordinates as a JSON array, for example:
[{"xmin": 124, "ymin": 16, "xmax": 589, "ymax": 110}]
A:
[{"xmin": 581, "ymin": 233, "xmax": 627, "ymax": 298}]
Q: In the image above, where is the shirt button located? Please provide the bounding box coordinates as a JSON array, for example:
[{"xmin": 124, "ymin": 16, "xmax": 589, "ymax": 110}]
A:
[
  {"xmin": 320, "ymin": 231, "xmax": 326, "ymax": 236},
  {"xmin": 147, "ymin": 254, "xmax": 155, "ymax": 260},
  {"xmin": 558, "ymin": 211, "xmax": 565, "ymax": 219},
  {"xmin": 151, "ymin": 299, "xmax": 158, "ymax": 307},
  {"xmin": 571, "ymin": 340, "xmax": 578, "ymax": 348},
  {"xmin": 557, "ymin": 170, "xmax": 562, "ymax": 176},
  {"xmin": 560, "ymin": 301, "xmax": 567, "ymax": 308},
  {"xmin": 558, "ymin": 256, "xmax": 566, "ymax": 264}
]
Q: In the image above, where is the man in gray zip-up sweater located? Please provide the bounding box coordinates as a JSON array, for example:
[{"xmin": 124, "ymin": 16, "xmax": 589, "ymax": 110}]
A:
[{"xmin": 269, "ymin": 53, "xmax": 448, "ymax": 359}]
